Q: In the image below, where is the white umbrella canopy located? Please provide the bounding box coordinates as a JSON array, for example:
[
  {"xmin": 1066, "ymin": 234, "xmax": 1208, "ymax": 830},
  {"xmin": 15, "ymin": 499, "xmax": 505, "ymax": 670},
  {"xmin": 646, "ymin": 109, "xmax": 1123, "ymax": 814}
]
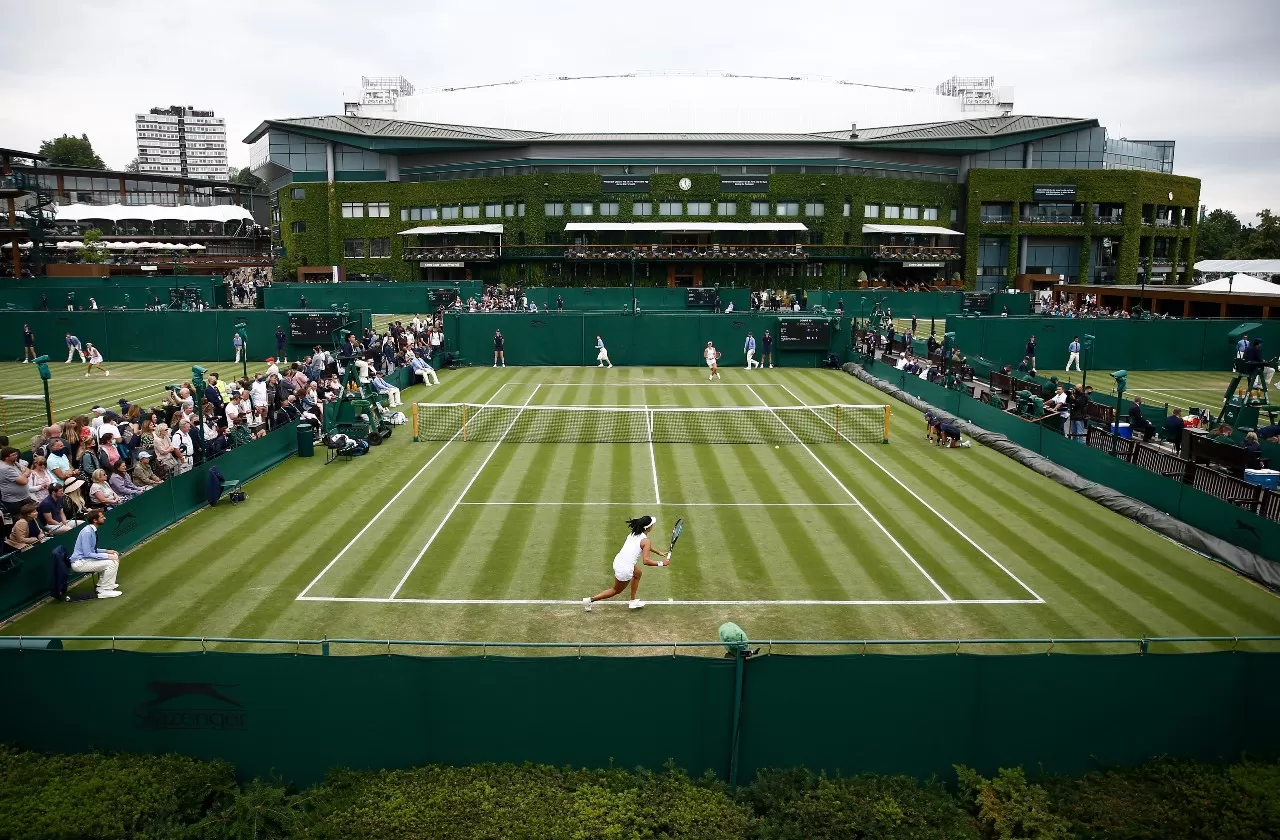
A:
[{"xmin": 1191, "ymin": 274, "xmax": 1279, "ymax": 295}]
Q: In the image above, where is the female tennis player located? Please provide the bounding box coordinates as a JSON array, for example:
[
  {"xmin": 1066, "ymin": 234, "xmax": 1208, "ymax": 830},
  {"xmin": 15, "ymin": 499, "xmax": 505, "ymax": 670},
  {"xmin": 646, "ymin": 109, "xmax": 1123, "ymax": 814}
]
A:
[
  {"xmin": 704, "ymin": 341, "xmax": 721, "ymax": 380},
  {"xmin": 595, "ymin": 335, "xmax": 613, "ymax": 368},
  {"xmin": 584, "ymin": 515, "xmax": 670, "ymax": 611},
  {"xmin": 84, "ymin": 343, "xmax": 109, "ymax": 377}
]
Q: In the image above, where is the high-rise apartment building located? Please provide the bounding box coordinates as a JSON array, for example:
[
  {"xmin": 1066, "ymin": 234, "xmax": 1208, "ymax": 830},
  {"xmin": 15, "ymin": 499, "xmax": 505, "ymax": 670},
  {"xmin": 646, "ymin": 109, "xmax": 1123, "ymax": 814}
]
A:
[{"xmin": 135, "ymin": 106, "xmax": 228, "ymax": 182}]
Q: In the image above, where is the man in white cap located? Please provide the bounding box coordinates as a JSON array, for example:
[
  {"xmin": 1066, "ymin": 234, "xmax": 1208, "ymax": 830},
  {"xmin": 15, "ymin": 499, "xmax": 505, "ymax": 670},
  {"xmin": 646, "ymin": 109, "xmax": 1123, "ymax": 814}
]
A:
[{"xmin": 132, "ymin": 451, "xmax": 164, "ymax": 487}]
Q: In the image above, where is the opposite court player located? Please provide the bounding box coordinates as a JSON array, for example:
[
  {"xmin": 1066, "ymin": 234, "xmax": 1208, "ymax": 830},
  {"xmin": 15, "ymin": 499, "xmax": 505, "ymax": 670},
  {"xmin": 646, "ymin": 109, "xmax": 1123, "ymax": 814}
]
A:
[
  {"xmin": 595, "ymin": 335, "xmax": 613, "ymax": 368},
  {"xmin": 704, "ymin": 341, "xmax": 721, "ymax": 380},
  {"xmin": 584, "ymin": 515, "xmax": 670, "ymax": 611}
]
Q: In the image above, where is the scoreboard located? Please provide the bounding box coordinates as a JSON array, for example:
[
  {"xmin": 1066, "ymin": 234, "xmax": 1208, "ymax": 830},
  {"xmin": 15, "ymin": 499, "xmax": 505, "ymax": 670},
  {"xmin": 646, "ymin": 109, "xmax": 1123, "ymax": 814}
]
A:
[
  {"xmin": 961, "ymin": 293, "xmax": 993, "ymax": 313},
  {"xmin": 686, "ymin": 288, "xmax": 718, "ymax": 308},
  {"xmin": 289, "ymin": 313, "xmax": 345, "ymax": 343},
  {"xmin": 777, "ymin": 319, "xmax": 831, "ymax": 349}
]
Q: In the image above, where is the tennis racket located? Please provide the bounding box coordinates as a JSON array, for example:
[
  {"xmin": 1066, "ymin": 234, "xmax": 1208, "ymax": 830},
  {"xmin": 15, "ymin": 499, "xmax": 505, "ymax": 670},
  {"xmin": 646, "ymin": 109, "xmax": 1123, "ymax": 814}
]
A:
[{"xmin": 662, "ymin": 517, "xmax": 684, "ymax": 560}]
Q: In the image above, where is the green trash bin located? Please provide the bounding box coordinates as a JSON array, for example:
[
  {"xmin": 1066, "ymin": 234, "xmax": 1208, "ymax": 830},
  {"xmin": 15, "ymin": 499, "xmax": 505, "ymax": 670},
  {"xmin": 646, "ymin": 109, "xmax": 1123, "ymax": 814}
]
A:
[{"xmin": 296, "ymin": 423, "xmax": 315, "ymax": 458}]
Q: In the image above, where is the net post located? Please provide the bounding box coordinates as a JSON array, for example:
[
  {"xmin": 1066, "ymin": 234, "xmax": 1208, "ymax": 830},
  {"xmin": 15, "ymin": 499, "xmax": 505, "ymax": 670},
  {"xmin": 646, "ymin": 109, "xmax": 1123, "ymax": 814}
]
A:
[
  {"xmin": 836, "ymin": 404, "xmax": 841, "ymax": 443},
  {"xmin": 462, "ymin": 404, "xmax": 467, "ymax": 442},
  {"xmin": 411, "ymin": 403, "xmax": 419, "ymax": 442},
  {"xmin": 882, "ymin": 405, "xmax": 890, "ymax": 444}
]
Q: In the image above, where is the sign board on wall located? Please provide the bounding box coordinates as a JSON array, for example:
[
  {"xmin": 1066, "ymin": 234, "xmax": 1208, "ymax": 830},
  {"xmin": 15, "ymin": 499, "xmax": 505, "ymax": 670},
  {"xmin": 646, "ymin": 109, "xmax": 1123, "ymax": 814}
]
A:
[
  {"xmin": 420, "ymin": 262, "xmax": 464, "ymax": 268},
  {"xmin": 720, "ymin": 175, "xmax": 770, "ymax": 192},
  {"xmin": 1032, "ymin": 184, "xmax": 1077, "ymax": 201},
  {"xmin": 601, "ymin": 176, "xmax": 650, "ymax": 192},
  {"xmin": 903, "ymin": 262, "xmax": 945, "ymax": 268}
]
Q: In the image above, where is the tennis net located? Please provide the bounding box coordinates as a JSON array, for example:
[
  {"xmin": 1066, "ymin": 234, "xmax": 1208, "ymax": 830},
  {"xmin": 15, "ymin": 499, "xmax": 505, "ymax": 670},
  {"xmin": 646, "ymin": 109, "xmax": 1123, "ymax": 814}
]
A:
[{"xmin": 412, "ymin": 403, "xmax": 890, "ymax": 444}]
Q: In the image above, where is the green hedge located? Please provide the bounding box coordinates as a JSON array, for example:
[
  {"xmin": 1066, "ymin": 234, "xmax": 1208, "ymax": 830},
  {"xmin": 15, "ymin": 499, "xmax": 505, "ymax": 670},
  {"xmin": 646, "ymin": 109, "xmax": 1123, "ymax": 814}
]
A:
[{"xmin": 3, "ymin": 747, "xmax": 1278, "ymax": 840}]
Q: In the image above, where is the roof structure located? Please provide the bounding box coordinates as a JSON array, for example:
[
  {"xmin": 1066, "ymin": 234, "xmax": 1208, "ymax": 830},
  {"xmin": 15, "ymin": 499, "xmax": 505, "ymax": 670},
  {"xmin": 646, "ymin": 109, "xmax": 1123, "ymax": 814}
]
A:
[
  {"xmin": 563, "ymin": 222, "xmax": 808, "ymax": 232},
  {"xmin": 246, "ymin": 114, "xmax": 1098, "ymax": 155},
  {"xmin": 48, "ymin": 204, "xmax": 254, "ymax": 223},
  {"xmin": 398, "ymin": 223, "xmax": 504, "ymax": 236},
  {"xmin": 1189, "ymin": 275, "xmax": 1280, "ymax": 295},
  {"xmin": 862, "ymin": 224, "xmax": 964, "ymax": 236},
  {"xmin": 1193, "ymin": 259, "xmax": 1280, "ymax": 274}
]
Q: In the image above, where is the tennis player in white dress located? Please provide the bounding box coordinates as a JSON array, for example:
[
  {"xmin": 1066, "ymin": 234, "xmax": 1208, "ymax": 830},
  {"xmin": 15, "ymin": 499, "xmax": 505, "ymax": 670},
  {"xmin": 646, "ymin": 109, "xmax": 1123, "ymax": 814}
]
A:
[
  {"xmin": 595, "ymin": 335, "xmax": 613, "ymax": 368},
  {"xmin": 584, "ymin": 515, "xmax": 670, "ymax": 611},
  {"xmin": 704, "ymin": 342, "xmax": 721, "ymax": 380}
]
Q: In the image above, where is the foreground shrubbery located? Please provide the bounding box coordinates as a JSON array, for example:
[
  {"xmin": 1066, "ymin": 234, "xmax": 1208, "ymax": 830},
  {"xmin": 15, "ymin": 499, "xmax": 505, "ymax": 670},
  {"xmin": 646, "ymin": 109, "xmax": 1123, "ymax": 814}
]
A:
[{"xmin": 1, "ymin": 745, "xmax": 1277, "ymax": 839}]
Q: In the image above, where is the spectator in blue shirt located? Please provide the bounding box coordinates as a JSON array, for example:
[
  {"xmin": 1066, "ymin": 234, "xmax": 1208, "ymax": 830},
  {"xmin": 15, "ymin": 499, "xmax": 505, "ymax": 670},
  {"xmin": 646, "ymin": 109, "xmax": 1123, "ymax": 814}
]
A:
[
  {"xmin": 1237, "ymin": 335, "xmax": 1250, "ymax": 359},
  {"xmin": 409, "ymin": 352, "xmax": 439, "ymax": 386},
  {"xmin": 70, "ymin": 509, "xmax": 121, "ymax": 598},
  {"xmin": 372, "ymin": 374, "xmax": 402, "ymax": 407},
  {"xmin": 1066, "ymin": 336, "xmax": 1082, "ymax": 372},
  {"xmin": 744, "ymin": 333, "xmax": 760, "ymax": 369}
]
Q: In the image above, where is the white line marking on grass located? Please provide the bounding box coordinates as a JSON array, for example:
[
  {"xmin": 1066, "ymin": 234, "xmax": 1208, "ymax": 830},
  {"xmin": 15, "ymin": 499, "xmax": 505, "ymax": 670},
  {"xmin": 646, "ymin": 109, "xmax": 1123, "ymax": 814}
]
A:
[
  {"xmin": 1127, "ymin": 387, "xmax": 1210, "ymax": 404},
  {"xmin": 388, "ymin": 384, "xmax": 540, "ymax": 599},
  {"xmin": 295, "ymin": 382, "xmax": 511, "ymax": 600},
  {"xmin": 457, "ymin": 501, "xmax": 862, "ymax": 507},
  {"xmin": 777, "ymin": 383, "xmax": 1045, "ymax": 604},
  {"xmin": 298, "ymin": 596, "xmax": 1039, "ymax": 606},
  {"xmin": 645, "ymin": 403, "xmax": 661, "ymax": 504},
  {"xmin": 745, "ymin": 383, "xmax": 952, "ymax": 601}
]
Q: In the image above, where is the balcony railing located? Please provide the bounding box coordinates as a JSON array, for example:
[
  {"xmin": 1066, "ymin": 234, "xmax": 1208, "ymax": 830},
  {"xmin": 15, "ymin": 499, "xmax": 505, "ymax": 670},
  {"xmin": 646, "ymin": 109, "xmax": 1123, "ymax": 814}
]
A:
[
  {"xmin": 0, "ymin": 174, "xmax": 30, "ymax": 192},
  {"xmin": 404, "ymin": 245, "xmax": 500, "ymax": 261},
  {"xmin": 1147, "ymin": 218, "xmax": 1177, "ymax": 228},
  {"xmin": 870, "ymin": 246, "xmax": 962, "ymax": 261},
  {"xmin": 563, "ymin": 244, "xmax": 806, "ymax": 261},
  {"xmin": 1093, "ymin": 214, "xmax": 1125, "ymax": 225},
  {"xmin": 1022, "ymin": 215, "xmax": 1084, "ymax": 225},
  {"xmin": 980, "ymin": 214, "xmax": 1012, "ymax": 224}
]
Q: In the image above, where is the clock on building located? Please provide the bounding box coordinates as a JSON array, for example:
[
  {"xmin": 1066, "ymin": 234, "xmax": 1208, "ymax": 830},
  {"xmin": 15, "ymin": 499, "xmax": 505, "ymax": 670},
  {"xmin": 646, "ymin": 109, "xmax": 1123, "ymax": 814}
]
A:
[{"xmin": 678, "ymin": 177, "xmax": 692, "ymax": 191}]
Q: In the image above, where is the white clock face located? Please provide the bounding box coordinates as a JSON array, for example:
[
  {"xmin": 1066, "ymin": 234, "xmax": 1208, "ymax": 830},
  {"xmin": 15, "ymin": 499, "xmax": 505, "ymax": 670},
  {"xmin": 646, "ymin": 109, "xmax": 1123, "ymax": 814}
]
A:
[
  {"xmin": 678, "ymin": 177, "xmax": 692, "ymax": 191},
  {"xmin": 1168, "ymin": 191, "xmax": 1174, "ymax": 200}
]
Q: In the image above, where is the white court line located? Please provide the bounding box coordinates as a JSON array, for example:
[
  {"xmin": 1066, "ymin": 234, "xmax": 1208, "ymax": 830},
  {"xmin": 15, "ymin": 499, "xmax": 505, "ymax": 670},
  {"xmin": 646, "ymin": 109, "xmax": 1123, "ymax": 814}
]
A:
[
  {"xmin": 745, "ymin": 384, "xmax": 952, "ymax": 601},
  {"xmin": 457, "ymin": 501, "xmax": 862, "ymax": 507},
  {"xmin": 777, "ymin": 382, "xmax": 1044, "ymax": 603},
  {"xmin": 1123, "ymin": 387, "xmax": 1218, "ymax": 392},
  {"xmin": 1127, "ymin": 387, "xmax": 1211, "ymax": 404},
  {"xmin": 295, "ymin": 382, "xmax": 511, "ymax": 600},
  {"xmin": 298, "ymin": 596, "xmax": 1040, "ymax": 606},
  {"xmin": 388, "ymin": 384, "xmax": 541, "ymax": 599},
  {"xmin": 645, "ymin": 403, "xmax": 661, "ymax": 504}
]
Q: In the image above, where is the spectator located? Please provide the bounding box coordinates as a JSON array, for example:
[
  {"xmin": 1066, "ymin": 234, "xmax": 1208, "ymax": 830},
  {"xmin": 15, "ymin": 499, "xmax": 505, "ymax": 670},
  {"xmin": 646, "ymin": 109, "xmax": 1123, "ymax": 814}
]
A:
[
  {"xmin": 132, "ymin": 452, "xmax": 164, "ymax": 487},
  {"xmin": 408, "ymin": 352, "xmax": 438, "ymax": 385},
  {"xmin": 5, "ymin": 502, "xmax": 45, "ymax": 551},
  {"xmin": 372, "ymin": 374, "xmax": 402, "ymax": 407},
  {"xmin": 70, "ymin": 509, "xmax": 122, "ymax": 598},
  {"xmin": 1127, "ymin": 396, "xmax": 1156, "ymax": 440},
  {"xmin": 1237, "ymin": 334, "xmax": 1250, "ymax": 360},
  {"xmin": 109, "ymin": 459, "xmax": 147, "ymax": 499},
  {"xmin": 1257, "ymin": 424, "xmax": 1280, "ymax": 443},
  {"xmin": 38, "ymin": 484, "xmax": 81, "ymax": 534},
  {"xmin": 0, "ymin": 446, "xmax": 31, "ymax": 518},
  {"xmin": 46, "ymin": 438, "xmax": 78, "ymax": 488},
  {"xmin": 1045, "ymin": 385, "xmax": 1069, "ymax": 435},
  {"xmin": 89, "ymin": 469, "xmax": 122, "ymax": 509},
  {"xmin": 1066, "ymin": 336, "xmax": 1082, "ymax": 372},
  {"xmin": 171, "ymin": 420, "xmax": 195, "ymax": 474},
  {"xmin": 205, "ymin": 421, "xmax": 230, "ymax": 458},
  {"xmin": 232, "ymin": 330, "xmax": 244, "ymax": 363},
  {"xmin": 97, "ymin": 432, "xmax": 122, "ymax": 469},
  {"xmin": 1163, "ymin": 408, "xmax": 1185, "ymax": 447},
  {"xmin": 1068, "ymin": 385, "xmax": 1089, "ymax": 442},
  {"xmin": 26, "ymin": 455, "xmax": 55, "ymax": 503},
  {"xmin": 153, "ymin": 424, "xmax": 179, "ymax": 475}
]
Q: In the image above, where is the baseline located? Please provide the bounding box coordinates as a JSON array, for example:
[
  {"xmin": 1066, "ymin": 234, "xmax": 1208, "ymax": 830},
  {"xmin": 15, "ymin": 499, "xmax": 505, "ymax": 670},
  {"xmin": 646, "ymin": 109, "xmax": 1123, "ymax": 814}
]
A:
[
  {"xmin": 295, "ymin": 382, "xmax": 510, "ymax": 600},
  {"xmin": 298, "ymin": 596, "xmax": 1037, "ymax": 606},
  {"xmin": 744, "ymin": 384, "xmax": 952, "ymax": 601},
  {"xmin": 777, "ymin": 382, "xmax": 1044, "ymax": 603}
]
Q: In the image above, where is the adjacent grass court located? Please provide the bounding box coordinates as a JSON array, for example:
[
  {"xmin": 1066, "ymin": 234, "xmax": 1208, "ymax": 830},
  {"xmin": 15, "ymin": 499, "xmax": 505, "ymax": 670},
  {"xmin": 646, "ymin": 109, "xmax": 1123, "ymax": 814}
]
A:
[{"xmin": 3, "ymin": 364, "xmax": 1278, "ymax": 650}]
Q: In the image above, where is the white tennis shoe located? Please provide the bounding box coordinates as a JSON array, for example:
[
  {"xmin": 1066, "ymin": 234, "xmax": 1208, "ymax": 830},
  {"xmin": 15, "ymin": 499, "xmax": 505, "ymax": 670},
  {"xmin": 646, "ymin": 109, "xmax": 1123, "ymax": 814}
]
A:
[
  {"xmin": 582, "ymin": 597, "xmax": 592, "ymax": 612},
  {"xmin": 628, "ymin": 600, "xmax": 645, "ymax": 610}
]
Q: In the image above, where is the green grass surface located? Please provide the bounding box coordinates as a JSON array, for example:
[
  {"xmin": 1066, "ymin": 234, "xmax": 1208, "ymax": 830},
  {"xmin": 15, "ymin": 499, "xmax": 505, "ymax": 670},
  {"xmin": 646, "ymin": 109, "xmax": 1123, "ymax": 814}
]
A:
[
  {"xmin": 0, "ymin": 360, "xmax": 247, "ymax": 447},
  {"xmin": 5, "ymin": 364, "xmax": 1278, "ymax": 652},
  {"xmin": 1114, "ymin": 370, "xmax": 1238, "ymax": 414}
]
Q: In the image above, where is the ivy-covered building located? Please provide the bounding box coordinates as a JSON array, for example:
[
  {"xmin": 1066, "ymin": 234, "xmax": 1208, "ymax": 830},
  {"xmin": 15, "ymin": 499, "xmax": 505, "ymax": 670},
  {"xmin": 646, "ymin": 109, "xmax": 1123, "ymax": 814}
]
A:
[{"xmin": 245, "ymin": 114, "xmax": 1199, "ymax": 290}]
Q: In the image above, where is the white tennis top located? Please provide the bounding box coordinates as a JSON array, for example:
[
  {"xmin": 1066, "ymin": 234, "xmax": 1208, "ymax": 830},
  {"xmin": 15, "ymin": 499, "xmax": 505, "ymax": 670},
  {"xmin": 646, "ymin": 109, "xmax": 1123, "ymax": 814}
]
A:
[
  {"xmin": 615, "ymin": 530, "xmax": 646, "ymax": 565},
  {"xmin": 704, "ymin": 346, "xmax": 716, "ymax": 362}
]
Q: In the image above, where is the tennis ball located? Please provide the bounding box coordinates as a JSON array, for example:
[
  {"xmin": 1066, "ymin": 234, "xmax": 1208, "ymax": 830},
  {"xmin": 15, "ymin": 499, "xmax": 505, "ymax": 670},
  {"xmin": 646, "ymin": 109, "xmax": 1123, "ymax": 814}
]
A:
[{"xmin": 774, "ymin": 445, "xmax": 779, "ymax": 449}]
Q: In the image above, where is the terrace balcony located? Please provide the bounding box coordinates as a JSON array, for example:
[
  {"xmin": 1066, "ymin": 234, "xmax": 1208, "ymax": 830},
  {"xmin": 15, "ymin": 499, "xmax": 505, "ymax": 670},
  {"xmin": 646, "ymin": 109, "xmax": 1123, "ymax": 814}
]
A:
[
  {"xmin": 1022, "ymin": 214, "xmax": 1084, "ymax": 225},
  {"xmin": 980, "ymin": 213, "xmax": 1012, "ymax": 224},
  {"xmin": 563, "ymin": 244, "xmax": 806, "ymax": 261},
  {"xmin": 403, "ymin": 245, "xmax": 500, "ymax": 261}
]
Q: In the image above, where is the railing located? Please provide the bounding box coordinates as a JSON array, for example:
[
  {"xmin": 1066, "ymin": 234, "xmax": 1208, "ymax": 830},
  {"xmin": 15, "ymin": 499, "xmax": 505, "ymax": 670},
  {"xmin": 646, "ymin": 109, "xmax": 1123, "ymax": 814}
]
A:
[
  {"xmin": 1022, "ymin": 215, "xmax": 1085, "ymax": 225},
  {"xmin": 1147, "ymin": 218, "xmax": 1178, "ymax": 228},
  {"xmin": 564, "ymin": 244, "xmax": 806, "ymax": 260},
  {"xmin": 1191, "ymin": 467, "xmax": 1266, "ymax": 514},
  {"xmin": 1093, "ymin": 214, "xmax": 1125, "ymax": 225},
  {"xmin": 403, "ymin": 245, "xmax": 500, "ymax": 261},
  {"xmin": 871, "ymin": 246, "xmax": 962, "ymax": 261},
  {"xmin": 0, "ymin": 174, "xmax": 29, "ymax": 191},
  {"xmin": 980, "ymin": 213, "xmax": 1011, "ymax": 224}
]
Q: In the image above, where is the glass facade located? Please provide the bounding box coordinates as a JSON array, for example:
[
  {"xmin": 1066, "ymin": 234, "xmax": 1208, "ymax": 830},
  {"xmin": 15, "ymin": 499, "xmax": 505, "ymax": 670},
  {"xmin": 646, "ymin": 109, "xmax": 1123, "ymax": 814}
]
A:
[
  {"xmin": 1032, "ymin": 128, "xmax": 1105, "ymax": 169},
  {"xmin": 1025, "ymin": 238, "xmax": 1081, "ymax": 280},
  {"xmin": 970, "ymin": 143, "xmax": 1025, "ymax": 169}
]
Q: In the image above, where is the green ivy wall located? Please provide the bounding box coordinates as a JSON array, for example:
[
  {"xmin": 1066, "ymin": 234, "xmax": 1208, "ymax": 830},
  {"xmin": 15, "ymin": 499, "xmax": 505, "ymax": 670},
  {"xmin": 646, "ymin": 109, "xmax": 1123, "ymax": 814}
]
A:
[
  {"xmin": 275, "ymin": 168, "xmax": 1199, "ymax": 291},
  {"xmin": 964, "ymin": 169, "xmax": 1201, "ymax": 290}
]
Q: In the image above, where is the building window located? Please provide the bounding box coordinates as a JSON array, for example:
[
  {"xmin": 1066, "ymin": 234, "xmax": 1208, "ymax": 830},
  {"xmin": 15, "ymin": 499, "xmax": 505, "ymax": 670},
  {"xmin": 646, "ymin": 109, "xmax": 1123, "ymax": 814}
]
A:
[
  {"xmin": 632, "ymin": 201, "xmax": 653, "ymax": 215},
  {"xmin": 518, "ymin": 202, "xmax": 526, "ymax": 216},
  {"xmin": 750, "ymin": 201, "xmax": 770, "ymax": 216},
  {"xmin": 805, "ymin": 262, "xmax": 825, "ymax": 277},
  {"xmin": 659, "ymin": 201, "xmax": 682, "ymax": 216},
  {"xmin": 463, "ymin": 205, "xmax": 480, "ymax": 219},
  {"xmin": 805, "ymin": 202, "xmax": 824, "ymax": 217},
  {"xmin": 903, "ymin": 206, "xmax": 920, "ymax": 220},
  {"xmin": 343, "ymin": 239, "xmax": 365, "ymax": 258},
  {"xmin": 843, "ymin": 202, "xmax": 851, "ymax": 217},
  {"xmin": 368, "ymin": 202, "xmax": 390, "ymax": 218},
  {"xmin": 717, "ymin": 201, "xmax": 737, "ymax": 216},
  {"xmin": 883, "ymin": 206, "xmax": 901, "ymax": 219},
  {"xmin": 369, "ymin": 238, "xmax": 391, "ymax": 257},
  {"xmin": 600, "ymin": 202, "xmax": 619, "ymax": 216},
  {"xmin": 686, "ymin": 201, "xmax": 711, "ymax": 216},
  {"xmin": 443, "ymin": 206, "xmax": 460, "ymax": 220},
  {"xmin": 778, "ymin": 263, "xmax": 795, "ymax": 277},
  {"xmin": 290, "ymin": 220, "xmax": 307, "ymax": 234},
  {"xmin": 485, "ymin": 203, "xmax": 502, "ymax": 218},
  {"xmin": 777, "ymin": 202, "xmax": 799, "ymax": 216},
  {"xmin": 290, "ymin": 187, "xmax": 306, "ymax": 200},
  {"xmin": 400, "ymin": 209, "xmax": 409, "ymax": 221},
  {"xmin": 545, "ymin": 202, "xmax": 564, "ymax": 216},
  {"xmin": 950, "ymin": 208, "xmax": 958, "ymax": 222},
  {"xmin": 570, "ymin": 202, "xmax": 594, "ymax": 216},
  {"xmin": 425, "ymin": 207, "xmax": 439, "ymax": 221},
  {"xmin": 503, "ymin": 203, "xmax": 516, "ymax": 217},
  {"xmin": 864, "ymin": 204, "xmax": 879, "ymax": 218},
  {"xmin": 923, "ymin": 207, "xmax": 939, "ymax": 221},
  {"xmin": 341, "ymin": 202, "xmax": 364, "ymax": 218},
  {"xmin": 840, "ymin": 263, "xmax": 848, "ymax": 277}
]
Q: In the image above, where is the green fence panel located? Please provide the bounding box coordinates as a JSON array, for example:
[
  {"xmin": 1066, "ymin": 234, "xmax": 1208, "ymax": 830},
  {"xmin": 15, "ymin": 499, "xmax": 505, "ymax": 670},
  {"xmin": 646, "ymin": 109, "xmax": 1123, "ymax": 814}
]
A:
[{"xmin": 1174, "ymin": 484, "xmax": 1280, "ymax": 564}]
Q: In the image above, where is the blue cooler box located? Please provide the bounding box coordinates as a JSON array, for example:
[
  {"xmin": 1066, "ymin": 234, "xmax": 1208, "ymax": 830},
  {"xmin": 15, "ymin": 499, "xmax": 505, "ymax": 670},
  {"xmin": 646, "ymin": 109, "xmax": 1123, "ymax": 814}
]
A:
[
  {"xmin": 1244, "ymin": 469, "xmax": 1280, "ymax": 489},
  {"xmin": 1108, "ymin": 423, "xmax": 1132, "ymax": 439}
]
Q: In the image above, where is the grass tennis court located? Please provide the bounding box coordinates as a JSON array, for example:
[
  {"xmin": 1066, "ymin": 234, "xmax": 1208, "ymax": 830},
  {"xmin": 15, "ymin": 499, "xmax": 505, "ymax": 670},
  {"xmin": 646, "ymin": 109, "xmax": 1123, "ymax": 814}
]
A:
[
  {"xmin": 5, "ymin": 364, "xmax": 1277, "ymax": 650},
  {"xmin": 1117, "ymin": 369, "xmax": 1238, "ymax": 414}
]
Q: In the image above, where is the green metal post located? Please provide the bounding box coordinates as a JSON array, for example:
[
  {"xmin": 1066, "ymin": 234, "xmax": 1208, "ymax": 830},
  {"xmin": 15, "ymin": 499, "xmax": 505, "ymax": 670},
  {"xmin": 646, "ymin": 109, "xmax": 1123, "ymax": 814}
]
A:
[
  {"xmin": 728, "ymin": 650, "xmax": 745, "ymax": 789},
  {"xmin": 41, "ymin": 379, "xmax": 52, "ymax": 426}
]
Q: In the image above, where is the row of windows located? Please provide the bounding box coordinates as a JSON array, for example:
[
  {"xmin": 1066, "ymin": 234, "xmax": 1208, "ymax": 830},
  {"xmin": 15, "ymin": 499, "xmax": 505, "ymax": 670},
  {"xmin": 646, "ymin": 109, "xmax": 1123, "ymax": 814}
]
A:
[
  {"xmin": 863, "ymin": 205, "xmax": 942, "ymax": 221},
  {"xmin": 402, "ymin": 164, "xmax": 957, "ymax": 183},
  {"xmin": 400, "ymin": 202, "xmax": 527, "ymax": 221},
  {"xmin": 340, "ymin": 201, "xmax": 391, "ymax": 218},
  {"xmin": 343, "ymin": 238, "xmax": 392, "ymax": 258}
]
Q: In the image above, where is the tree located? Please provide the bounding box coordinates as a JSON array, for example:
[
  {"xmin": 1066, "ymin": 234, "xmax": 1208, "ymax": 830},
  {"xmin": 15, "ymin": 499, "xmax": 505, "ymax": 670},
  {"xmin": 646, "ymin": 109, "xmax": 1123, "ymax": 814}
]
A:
[
  {"xmin": 229, "ymin": 167, "xmax": 265, "ymax": 189},
  {"xmin": 124, "ymin": 156, "xmax": 141, "ymax": 173},
  {"xmin": 1249, "ymin": 209, "xmax": 1280, "ymax": 259},
  {"xmin": 38, "ymin": 133, "xmax": 106, "ymax": 169},
  {"xmin": 1194, "ymin": 209, "xmax": 1241, "ymax": 261},
  {"xmin": 79, "ymin": 228, "xmax": 106, "ymax": 264}
]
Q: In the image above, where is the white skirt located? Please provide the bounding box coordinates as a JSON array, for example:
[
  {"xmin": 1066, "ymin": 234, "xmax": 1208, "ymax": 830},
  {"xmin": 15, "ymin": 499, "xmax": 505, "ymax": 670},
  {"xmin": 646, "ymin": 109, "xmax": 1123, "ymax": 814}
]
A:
[
  {"xmin": 612, "ymin": 553, "xmax": 637, "ymax": 582},
  {"xmin": 597, "ymin": 348, "xmax": 609, "ymax": 361}
]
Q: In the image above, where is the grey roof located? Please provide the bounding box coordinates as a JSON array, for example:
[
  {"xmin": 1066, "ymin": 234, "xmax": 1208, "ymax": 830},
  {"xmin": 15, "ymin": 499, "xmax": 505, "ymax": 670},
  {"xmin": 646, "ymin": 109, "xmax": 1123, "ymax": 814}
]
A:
[{"xmin": 246, "ymin": 114, "xmax": 1097, "ymax": 147}]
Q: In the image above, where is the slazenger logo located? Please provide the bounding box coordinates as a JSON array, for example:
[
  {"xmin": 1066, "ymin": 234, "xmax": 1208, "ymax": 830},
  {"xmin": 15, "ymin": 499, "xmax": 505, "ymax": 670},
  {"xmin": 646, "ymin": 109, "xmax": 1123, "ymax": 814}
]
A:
[
  {"xmin": 135, "ymin": 681, "xmax": 247, "ymax": 731},
  {"xmin": 111, "ymin": 511, "xmax": 140, "ymax": 539}
]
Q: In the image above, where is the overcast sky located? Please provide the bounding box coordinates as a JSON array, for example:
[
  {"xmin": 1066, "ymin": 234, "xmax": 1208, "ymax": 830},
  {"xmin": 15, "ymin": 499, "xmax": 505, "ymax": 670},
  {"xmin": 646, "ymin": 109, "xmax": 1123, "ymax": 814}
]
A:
[{"xmin": 2, "ymin": 0, "xmax": 1276, "ymax": 221}]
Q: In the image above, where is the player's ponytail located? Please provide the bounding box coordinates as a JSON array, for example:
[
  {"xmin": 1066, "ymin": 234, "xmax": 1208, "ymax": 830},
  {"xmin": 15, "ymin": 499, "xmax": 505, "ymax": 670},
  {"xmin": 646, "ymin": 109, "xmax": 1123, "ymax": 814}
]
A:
[{"xmin": 626, "ymin": 515, "xmax": 656, "ymax": 535}]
